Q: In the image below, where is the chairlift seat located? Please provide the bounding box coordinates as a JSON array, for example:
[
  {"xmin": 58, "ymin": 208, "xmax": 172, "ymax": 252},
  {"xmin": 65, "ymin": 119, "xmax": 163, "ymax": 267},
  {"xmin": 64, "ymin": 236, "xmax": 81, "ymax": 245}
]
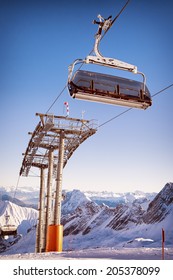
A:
[
  {"xmin": 0, "ymin": 225, "xmax": 17, "ymax": 237},
  {"xmin": 68, "ymin": 70, "xmax": 152, "ymax": 109}
]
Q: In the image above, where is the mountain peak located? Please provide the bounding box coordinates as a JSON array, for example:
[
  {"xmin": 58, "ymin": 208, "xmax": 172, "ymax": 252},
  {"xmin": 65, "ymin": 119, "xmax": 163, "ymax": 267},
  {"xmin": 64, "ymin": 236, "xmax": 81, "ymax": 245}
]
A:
[
  {"xmin": 144, "ymin": 182, "xmax": 173, "ymax": 223},
  {"xmin": 159, "ymin": 182, "xmax": 173, "ymax": 204},
  {"xmin": 62, "ymin": 189, "xmax": 91, "ymax": 215}
]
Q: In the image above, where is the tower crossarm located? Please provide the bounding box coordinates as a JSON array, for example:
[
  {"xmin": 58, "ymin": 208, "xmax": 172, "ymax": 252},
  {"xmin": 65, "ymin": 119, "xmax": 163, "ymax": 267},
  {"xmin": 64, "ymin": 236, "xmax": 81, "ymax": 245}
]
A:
[{"xmin": 20, "ymin": 114, "xmax": 98, "ymax": 177}]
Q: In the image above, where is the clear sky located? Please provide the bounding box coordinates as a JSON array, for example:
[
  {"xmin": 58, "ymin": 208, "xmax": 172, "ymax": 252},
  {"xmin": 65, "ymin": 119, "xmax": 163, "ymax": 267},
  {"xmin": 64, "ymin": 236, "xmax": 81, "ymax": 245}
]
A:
[{"xmin": 0, "ymin": 0, "xmax": 173, "ymax": 194}]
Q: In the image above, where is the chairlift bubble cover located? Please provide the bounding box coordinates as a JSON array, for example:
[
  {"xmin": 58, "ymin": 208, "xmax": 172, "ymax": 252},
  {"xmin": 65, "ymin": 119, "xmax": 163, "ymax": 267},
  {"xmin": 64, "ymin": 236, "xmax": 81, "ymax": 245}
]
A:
[{"xmin": 68, "ymin": 70, "xmax": 152, "ymax": 109}]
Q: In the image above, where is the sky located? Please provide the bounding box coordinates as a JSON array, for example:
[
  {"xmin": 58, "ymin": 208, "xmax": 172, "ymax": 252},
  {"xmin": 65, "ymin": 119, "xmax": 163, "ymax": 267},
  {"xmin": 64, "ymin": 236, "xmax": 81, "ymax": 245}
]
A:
[{"xmin": 0, "ymin": 0, "xmax": 173, "ymax": 194}]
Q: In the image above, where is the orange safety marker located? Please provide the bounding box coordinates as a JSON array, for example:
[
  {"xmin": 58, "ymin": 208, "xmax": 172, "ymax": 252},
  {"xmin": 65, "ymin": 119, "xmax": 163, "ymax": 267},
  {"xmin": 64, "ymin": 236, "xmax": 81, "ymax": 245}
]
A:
[{"xmin": 46, "ymin": 224, "xmax": 63, "ymax": 252}]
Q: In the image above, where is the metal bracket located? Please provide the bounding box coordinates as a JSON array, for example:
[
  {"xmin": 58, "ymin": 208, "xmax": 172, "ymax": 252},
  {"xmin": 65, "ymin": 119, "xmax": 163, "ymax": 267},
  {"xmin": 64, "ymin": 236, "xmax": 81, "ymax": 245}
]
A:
[{"xmin": 85, "ymin": 55, "xmax": 138, "ymax": 73}]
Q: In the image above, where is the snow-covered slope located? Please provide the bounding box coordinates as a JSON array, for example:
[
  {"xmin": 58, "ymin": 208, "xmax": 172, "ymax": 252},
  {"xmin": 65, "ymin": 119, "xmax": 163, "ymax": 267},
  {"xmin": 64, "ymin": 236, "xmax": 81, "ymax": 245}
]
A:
[{"xmin": 1, "ymin": 247, "xmax": 173, "ymax": 260}]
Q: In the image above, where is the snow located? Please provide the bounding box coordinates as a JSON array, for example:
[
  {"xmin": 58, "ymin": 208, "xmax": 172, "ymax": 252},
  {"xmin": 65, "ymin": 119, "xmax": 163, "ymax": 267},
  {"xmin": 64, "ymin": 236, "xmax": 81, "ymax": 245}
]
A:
[
  {"xmin": 135, "ymin": 238, "xmax": 154, "ymax": 242},
  {"xmin": 0, "ymin": 247, "xmax": 173, "ymax": 260}
]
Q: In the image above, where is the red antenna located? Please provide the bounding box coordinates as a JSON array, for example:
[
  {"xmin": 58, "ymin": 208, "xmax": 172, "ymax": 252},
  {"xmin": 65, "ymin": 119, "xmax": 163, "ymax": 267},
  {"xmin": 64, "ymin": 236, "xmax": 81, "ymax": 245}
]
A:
[{"xmin": 64, "ymin": 102, "xmax": 69, "ymax": 117}]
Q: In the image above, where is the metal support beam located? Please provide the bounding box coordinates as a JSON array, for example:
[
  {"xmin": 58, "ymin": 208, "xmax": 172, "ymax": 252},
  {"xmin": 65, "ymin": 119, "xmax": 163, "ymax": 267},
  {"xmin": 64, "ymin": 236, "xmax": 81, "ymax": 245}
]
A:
[
  {"xmin": 35, "ymin": 167, "xmax": 45, "ymax": 253},
  {"xmin": 46, "ymin": 131, "xmax": 65, "ymax": 252},
  {"xmin": 54, "ymin": 131, "xmax": 65, "ymax": 225},
  {"xmin": 44, "ymin": 149, "xmax": 54, "ymax": 247}
]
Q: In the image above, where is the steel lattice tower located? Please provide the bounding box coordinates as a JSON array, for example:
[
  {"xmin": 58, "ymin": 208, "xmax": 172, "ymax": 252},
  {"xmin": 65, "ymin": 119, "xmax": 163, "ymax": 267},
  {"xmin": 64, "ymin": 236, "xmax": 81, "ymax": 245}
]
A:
[{"xmin": 20, "ymin": 113, "xmax": 97, "ymax": 252}]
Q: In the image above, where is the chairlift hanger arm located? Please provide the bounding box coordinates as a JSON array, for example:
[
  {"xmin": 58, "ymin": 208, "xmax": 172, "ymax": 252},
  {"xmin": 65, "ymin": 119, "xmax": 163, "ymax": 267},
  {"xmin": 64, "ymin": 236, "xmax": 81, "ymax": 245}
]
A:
[
  {"xmin": 68, "ymin": 0, "xmax": 135, "ymax": 80},
  {"xmin": 89, "ymin": 10, "xmax": 138, "ymax": 74},
  {"xmin": 69, "ymin": 5, "xmax": 139, "ymax": 78}
]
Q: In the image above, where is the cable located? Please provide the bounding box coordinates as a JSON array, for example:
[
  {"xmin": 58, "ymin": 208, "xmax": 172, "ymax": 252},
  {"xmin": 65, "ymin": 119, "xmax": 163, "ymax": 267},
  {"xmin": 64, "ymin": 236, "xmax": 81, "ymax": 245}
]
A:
[
  {"xmin": 29, "ymin": 170, "xmax": 40, "ymax": 178},
  {"xmin": 46, "ymin": 84, "xmax": 67, "ymax": 114},
  {"xmin": 103, "ymin": 0, "xmax": 131, "ymax": 37},
  {"xmin": 151, "ymin": 83, "xmax": 173, "ymax": 98},
  {"xmin": 12, "ymin": 175, "xmax": 21, "ymax": 203},
  {"xmin": 99, "ymin": 108, "xmax": 132, "ymax": 128},
  {"xmin": 98, "ymin": 83, "xmax": 173, "ymax": 128}
]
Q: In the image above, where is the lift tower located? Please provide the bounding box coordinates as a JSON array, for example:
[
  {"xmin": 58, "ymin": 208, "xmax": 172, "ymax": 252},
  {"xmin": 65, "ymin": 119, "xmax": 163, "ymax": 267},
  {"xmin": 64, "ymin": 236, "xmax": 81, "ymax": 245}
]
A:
[{"xmin": 20, "ymin": 113, "xmax": 97, "ymax": 252}]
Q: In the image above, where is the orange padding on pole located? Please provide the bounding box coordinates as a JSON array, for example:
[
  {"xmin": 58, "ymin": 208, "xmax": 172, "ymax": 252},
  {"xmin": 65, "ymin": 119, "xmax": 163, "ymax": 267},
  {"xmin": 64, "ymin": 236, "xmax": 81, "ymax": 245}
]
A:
[{"xmin": 46, "ymin": 224, "xmax": 63, "ymax": 252}]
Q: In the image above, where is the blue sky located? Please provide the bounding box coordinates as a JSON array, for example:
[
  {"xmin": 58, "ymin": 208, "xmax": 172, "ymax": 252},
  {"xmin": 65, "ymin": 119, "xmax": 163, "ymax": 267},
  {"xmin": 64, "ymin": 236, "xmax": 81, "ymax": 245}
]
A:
[{"xmin": 0, "ymin": 0, "xmax": 173, "ymax": 193}]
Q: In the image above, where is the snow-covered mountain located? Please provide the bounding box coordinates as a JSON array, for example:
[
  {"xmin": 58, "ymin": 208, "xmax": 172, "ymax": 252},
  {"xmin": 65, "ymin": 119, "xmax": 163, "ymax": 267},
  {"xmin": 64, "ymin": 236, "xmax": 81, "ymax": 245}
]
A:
[
  {"xmin": 61, "ymin": 183, "xmax": 173, "ymax": 250},
  {"xmin": 84, "ymin": 190, "xmax": 156, "ymax": 209},
  {"xmin": 0, "ymin": 183, "xmax": 172, "ymax": 256},
  {"xmin": 0, "ymin": 185, "xmax": 156, "ymax": 209},
  {"xmin": 61, "ymin": 188, "xmax": 155, "ymax": 236}
]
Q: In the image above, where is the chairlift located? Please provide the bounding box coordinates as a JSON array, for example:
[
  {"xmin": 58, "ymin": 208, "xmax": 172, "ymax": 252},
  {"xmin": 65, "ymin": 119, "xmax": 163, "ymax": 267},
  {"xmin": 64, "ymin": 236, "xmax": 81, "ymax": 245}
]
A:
[
  {"xmin": 0, "ymin": 225, "xmax": 18, "ymax": 237},
  {"xmin": 0, "ymin": 212, "xmax": 17, "ymax": 238},
  {"xmin": 68, "ymin": 14, "xmax": 152, "ymax": 109}
]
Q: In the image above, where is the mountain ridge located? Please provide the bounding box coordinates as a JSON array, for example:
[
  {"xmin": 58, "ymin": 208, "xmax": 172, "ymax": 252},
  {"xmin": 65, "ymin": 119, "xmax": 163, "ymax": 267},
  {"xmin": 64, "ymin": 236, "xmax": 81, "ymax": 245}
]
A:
[{"xmin": 61, "ymin": 183, "xmax": 173, "ymax": 250}]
